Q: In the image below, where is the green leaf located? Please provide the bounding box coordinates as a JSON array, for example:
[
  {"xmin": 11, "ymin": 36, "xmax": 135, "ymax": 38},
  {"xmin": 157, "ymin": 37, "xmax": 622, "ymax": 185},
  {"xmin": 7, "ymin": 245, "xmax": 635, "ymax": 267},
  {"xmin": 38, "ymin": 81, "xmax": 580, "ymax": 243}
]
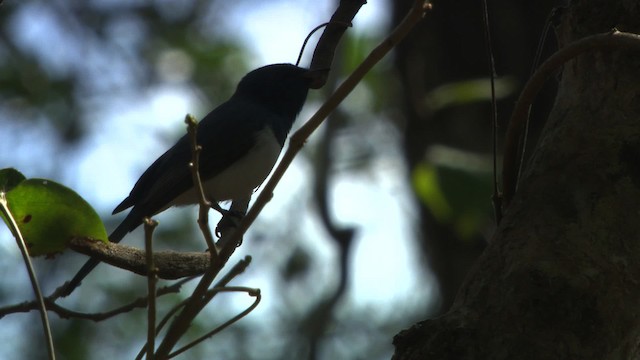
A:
[
  {"xmin": 3, "ymin": 178, "xmax": 107, "ymax": 256},
  {"xmin": 0, "ymin": 168, "xmax": 26, "ymax": 193}
]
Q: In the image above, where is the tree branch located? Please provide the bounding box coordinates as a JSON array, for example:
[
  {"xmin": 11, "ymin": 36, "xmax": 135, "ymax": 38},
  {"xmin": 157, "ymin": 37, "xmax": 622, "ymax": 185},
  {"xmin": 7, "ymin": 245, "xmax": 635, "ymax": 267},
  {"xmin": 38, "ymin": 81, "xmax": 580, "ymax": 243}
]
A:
[
  {"xmin": 67, "ymin": 237, "xmax": 210, "ymax": 279},
  {"xmin": 308, "ymin": 0, "xmax": 367, "ymax": 88}
]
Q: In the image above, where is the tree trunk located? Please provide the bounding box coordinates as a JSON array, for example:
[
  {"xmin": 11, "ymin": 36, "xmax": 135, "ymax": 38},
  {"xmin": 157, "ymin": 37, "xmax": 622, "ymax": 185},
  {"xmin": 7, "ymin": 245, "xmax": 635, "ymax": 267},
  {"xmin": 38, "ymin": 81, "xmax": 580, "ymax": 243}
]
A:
[
  {"xmin": 391, "ymin": 0, "xmax": 558, "ymax": 313},
  {"xmin": 393, "ymin": 1, "xmax": 640, "ymax": 359}
]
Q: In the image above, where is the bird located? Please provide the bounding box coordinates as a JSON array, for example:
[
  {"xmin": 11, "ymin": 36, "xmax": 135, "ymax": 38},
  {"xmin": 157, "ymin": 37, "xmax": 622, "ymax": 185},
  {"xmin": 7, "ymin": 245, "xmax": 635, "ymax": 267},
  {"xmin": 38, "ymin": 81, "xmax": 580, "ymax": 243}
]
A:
[{"xmin": 61, "ymin": 63, "xmax": 314, "ymax": 296}]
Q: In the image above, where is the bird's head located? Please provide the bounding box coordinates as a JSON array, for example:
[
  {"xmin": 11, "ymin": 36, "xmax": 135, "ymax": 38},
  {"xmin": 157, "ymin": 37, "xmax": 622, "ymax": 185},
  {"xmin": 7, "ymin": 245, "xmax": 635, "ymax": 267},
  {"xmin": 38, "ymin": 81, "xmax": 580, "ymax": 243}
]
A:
[{"xmin": 235, "ymin": 64, "xmax": 313, "ymax": 119}]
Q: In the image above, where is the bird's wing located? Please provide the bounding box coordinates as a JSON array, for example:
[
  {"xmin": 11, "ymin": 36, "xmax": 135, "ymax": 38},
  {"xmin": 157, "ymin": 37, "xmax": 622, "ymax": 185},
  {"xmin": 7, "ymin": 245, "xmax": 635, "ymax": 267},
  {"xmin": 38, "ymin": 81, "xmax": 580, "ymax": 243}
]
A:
[{"xmin": 113, "ymin": 99, "xmax": 280, "ymax": 220}]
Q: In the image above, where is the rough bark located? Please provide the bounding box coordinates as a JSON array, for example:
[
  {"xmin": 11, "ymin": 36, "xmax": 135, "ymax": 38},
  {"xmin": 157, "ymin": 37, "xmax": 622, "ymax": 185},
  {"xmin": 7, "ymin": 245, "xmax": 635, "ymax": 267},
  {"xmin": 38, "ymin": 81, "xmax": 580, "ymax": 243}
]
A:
[{"xmin": 393, "ymin": 1, "xmax": 640, "ymax": 359}]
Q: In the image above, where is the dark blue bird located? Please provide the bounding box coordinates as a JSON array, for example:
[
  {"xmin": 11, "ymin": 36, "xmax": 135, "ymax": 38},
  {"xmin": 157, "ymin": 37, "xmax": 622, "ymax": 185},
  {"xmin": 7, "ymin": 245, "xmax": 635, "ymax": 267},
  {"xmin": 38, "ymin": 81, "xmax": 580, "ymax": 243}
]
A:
[{"xmin": 62, "ymin": 64, "xmax": 313, "ymax": 296}]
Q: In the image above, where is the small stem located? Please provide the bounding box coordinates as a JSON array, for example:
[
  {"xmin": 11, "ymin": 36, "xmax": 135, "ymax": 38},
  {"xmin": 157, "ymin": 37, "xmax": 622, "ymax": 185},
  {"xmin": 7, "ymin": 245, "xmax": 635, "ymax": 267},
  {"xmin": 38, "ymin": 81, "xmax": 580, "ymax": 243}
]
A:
[
  {"xmin": 0, "ymin": 194, "xmax": 56, "ymax": 360},
  {"xmin": 184, "ymin": 114, "xmax": 218, "ymax": 255},
  {"xmin": 168, "ymin": 287, "xmax": 261, "ymax": 358},
  {"xmin": 480, "ymin": 0, "xmax": 502, "ymax": 224},
  {"xmin": 143, "ymin": 217, "xmax": 158, "ymax": 360}
]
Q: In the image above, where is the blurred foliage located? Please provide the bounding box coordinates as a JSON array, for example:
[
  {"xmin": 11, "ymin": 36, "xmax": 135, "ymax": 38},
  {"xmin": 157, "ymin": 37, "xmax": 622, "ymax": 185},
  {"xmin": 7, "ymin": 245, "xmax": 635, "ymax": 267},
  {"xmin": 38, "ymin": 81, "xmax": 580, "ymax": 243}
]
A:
[
  {"xmin": 407, "ymin": 78, "xmax": 512, "ymax": 240},
  {"xmin": 412, "ymin": 146, "xmax": 494, "ymax": 239},
  {"xmin": 342, "ymin": 33, "xmax": 397, "ymax": 114},
  {"xmin": 306, "ymin": 31, "xmax": 402, "ymax": 177},
  {"xmin": 424, "ymin": 77, "xmax": 518, "ymax": 113},
  {"xmin": 0, "ymin": 0, "xmax": 247, "ymax": 146}
]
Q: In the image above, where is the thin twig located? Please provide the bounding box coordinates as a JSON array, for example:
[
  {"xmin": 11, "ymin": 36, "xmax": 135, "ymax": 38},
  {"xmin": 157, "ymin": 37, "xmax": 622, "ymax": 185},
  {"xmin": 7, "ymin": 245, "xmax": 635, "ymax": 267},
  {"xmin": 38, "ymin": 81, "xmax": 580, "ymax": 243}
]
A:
[
  {"xmin": 481, "ymin": 0, "xmax": 502, "ymax": 224},
  {"xmin": 0, "ymin": 194, "xmax": 56, "ymax": 360},
  {"xmin": 184, "ymin": 114, "xmax": 217, "ymax": 255},
  {"xmin": 153, "ymin": 245, "xmax": 226, "ymax": 356},
  {"xmin": 211, "ymin": 255, "xmax": 252, "ymax": 289},
  {"xmin": 136, "ymin": 296, "xmax": 191, "ymax": 360},
  {"xmin": 61, "ymin": 280, "xmax": 189, "ymax": 321},
  {"xmin": 0, "ymin": 279, "xmax": 190, "ymax": 322},
  {"xmin": 136, "ymin": 257, "xmax": 252, "ymax": 360},
  {"xmin": 144, "ymin": 218, "xmax": 158, "ymax": 360},
  {"xmin": 502, "ymin": 30, "xmax": 640, "ymax": 209},
  {"xmin": 168, "ymin": 287, "xmax": 261, "ymax": 358},
  {"xmin": 153, "ymin": 244, "xmax": 248, "ymax": 357}
]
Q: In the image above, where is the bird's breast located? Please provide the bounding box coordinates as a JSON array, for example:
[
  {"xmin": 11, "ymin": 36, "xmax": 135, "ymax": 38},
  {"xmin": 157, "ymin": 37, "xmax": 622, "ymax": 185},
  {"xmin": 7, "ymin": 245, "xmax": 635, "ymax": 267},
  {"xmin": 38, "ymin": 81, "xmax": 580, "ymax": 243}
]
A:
[{"xmin": 170, "ymin": 126, "xmax": 282, "ymax": 206}]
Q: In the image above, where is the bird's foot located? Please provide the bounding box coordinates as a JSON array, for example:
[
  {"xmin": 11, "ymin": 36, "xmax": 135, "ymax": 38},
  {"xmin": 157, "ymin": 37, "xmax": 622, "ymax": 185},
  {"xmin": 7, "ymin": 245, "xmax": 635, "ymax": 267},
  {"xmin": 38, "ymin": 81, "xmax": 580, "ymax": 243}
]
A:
[{"xmin": 215, "ymin": 209, "xmax": 245, "ymax": 239}]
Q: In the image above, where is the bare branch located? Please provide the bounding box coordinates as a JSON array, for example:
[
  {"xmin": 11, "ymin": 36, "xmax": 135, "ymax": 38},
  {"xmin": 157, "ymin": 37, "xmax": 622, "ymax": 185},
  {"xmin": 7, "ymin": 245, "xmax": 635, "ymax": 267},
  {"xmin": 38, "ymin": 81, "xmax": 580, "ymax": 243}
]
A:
[
  {"xmin": 0, "ymin": 194, "xmax": 55, "ymax": 359},
  {"xmin": 67, "ymin": 237, "xmax": 210, "ymax": 279},
  {"xmin": 308, "ymin": 0, "xmax": 366, "ymax": 88}
]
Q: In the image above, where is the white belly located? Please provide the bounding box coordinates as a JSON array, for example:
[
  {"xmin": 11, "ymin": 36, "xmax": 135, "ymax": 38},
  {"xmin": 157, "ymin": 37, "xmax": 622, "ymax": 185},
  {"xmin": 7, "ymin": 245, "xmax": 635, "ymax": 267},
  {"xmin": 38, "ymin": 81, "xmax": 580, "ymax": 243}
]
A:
[{"xmin": 170, "ymin": 127, "xmax": 282, "ymax": 206}]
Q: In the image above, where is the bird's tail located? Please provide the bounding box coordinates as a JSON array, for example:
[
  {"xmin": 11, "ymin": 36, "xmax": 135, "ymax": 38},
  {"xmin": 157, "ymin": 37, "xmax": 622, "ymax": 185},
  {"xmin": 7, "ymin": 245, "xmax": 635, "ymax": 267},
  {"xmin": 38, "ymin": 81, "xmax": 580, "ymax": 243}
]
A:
[
  {"xmin": 60, "ymin": 258, "xmax": 101, "ymax": 298},
  {"xmin": 58, "ymin": 215, "xmax": 135, "ymax": 297}
]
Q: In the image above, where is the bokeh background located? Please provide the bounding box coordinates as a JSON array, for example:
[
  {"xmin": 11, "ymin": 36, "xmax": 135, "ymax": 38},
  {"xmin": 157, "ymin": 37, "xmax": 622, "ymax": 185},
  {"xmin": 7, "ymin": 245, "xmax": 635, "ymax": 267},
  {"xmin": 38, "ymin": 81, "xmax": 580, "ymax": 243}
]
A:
[{"xmin": 0, "ymin": 0, "xmax": 557, "ymax": 358}]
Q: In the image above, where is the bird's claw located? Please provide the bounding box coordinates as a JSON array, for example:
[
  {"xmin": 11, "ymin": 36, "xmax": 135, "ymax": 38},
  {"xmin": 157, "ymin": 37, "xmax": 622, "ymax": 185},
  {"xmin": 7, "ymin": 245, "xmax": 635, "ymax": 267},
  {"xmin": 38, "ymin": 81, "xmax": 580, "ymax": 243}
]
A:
[{"xmin": 215, "ymin": 210, "xmax": 245, "ymax": 239}]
